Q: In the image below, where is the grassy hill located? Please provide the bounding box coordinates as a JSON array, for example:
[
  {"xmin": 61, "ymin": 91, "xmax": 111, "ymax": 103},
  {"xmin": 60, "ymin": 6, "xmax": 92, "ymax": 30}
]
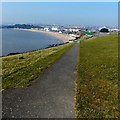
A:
[
  {"xmin": 75, "ymin": 35, "xmax": 119, "ymax": 118},
  {"xmin": 2, "ymin": 43, "xmax": 75, "ymax": 90}
]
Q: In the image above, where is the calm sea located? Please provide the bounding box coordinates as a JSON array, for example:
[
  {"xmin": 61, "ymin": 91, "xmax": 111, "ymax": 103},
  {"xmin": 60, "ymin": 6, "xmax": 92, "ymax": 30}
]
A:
[{"xmin": 2, "ymin": 29, "xmax": 63, "ymax": 56}]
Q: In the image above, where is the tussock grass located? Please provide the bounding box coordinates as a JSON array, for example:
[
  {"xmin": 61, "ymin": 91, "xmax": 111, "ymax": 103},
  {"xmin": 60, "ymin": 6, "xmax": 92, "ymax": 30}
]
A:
[
  {"xmin": 2, "ymin": 43, "xmax": 75, "ymax": 90},
  {"xmin": 75, "ymin": 35, "xmax": 119, "ymax": 118}
]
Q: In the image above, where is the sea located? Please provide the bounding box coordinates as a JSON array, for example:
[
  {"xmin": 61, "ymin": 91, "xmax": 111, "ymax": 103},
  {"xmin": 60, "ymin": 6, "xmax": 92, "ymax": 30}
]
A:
[{"xmin": 1, "ymin": 29, "xmax": 63, "ymax": 56}]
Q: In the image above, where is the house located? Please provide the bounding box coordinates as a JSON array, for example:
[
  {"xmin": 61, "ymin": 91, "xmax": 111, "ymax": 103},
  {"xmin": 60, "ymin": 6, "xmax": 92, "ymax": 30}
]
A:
[
  {"xmin": 44, "ymin": 28, "xmax": 50, "ymax": 31},
  {"xmin": 59, "ymin": 31, "xmax": 62, "ymax": 34},
  {"xmin": 69, "ymin": 28, "xmax": 80, "ymax": 32},
  {"xmin": 51, "ymin": 27, "xmax": 58, "ymax": 31},
  {"xmin": 69, "ymin": 34, "xmax": 80, "ymax": 40}
]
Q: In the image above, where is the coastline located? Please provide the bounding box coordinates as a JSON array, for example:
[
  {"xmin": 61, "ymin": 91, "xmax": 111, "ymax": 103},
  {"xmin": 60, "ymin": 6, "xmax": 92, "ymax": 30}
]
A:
[
  {"xmin": 2, "ymin": 42, "xmax": 68, "ymax": 57},
  {"xmin": 13, "ymin": 28, "xmax": 71, "ymax": 42}
]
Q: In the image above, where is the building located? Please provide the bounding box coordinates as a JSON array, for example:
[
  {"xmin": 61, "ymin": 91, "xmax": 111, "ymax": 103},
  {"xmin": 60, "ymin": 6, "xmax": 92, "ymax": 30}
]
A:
[
  {"xmin": 51, "ymin": 27, "xmax": 58, "ymax": 31},
  {"xmin": 99, "ymin": 26, "xmax": 110, "ymax": 33},
  {"xmin": 69, "ymin": 28, "xmax": 80, "ymax": 32},
  {"xmin": 110, "ymin": 28, "xmax": 119, "ymax": 32},
  {"xmin": 59, "ymin": 31, "xmax": 62, "ymax": 34},
  {"xmin": 44, "ymin": 28, "xmax": 50, "ymax": 31},
  {"xmin": 69, "ymin": 34, "xmax": 80, "ymax": 40}
]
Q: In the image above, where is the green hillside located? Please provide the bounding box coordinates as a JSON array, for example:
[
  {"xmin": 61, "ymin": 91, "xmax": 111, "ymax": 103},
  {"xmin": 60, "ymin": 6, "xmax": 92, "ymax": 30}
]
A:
[{"xmin": 76, "ymin": 35, "xmax": 119, "ymax": 118}]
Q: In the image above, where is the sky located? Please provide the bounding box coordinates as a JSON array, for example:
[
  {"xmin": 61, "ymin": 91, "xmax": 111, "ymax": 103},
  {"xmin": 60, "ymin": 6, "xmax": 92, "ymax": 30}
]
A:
[{"xmin": 2, "ymin": 2, "xmax": 118, "ymax": 27}]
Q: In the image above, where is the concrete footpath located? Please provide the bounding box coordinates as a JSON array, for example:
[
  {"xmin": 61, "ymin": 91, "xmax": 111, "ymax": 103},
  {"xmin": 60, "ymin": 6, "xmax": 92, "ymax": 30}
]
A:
[{"xmin": 2, "ymin": 43, "xmax": 79, "ymax": 118}]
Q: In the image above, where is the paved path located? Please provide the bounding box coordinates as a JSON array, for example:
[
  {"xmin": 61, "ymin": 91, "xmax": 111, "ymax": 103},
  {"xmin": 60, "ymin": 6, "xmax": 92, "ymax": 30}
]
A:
[{"xmin": 2, "ymin": 43, "xmax": 79, "ymax": 118}]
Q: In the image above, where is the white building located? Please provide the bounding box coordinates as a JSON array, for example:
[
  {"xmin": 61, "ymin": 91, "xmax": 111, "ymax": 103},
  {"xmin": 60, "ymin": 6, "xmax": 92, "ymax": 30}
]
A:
[
  {"xmin": 44, "ymin": 28, "xmax": 50, "ymax": 31},
  {"xmin": 59, "ymin": 31, "xmax": 62, "ymax": 34},
  {"xmin": 51, "ymin": 27, "xmax": 58, "ymax": 31},
  {"xmin": 110, "ymin": 28, "xmax": 119, "ymax": 32},
  {"xmin": 69, "ymin": 34, "xmax": 80, "ymax": 40},
  {"xmin": 69, "ymin": 28, "xmax": 80, "ymax": 32}
]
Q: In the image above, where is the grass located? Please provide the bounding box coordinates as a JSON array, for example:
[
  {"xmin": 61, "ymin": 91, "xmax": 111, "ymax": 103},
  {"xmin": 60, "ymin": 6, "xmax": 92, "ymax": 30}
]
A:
[
  {"xmin": 75, "ymin": 35, "xmax": 119, "ymax": 118},
  {"xmin": 2, "ymin": 43, "xmax": 75, "ymax": 90}
]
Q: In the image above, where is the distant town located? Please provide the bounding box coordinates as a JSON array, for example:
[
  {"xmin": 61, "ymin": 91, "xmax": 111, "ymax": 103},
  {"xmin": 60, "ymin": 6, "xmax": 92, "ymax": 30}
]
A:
[{"xmin": 1, "ymin": 24, "xmax": 119, "ymax": 40}]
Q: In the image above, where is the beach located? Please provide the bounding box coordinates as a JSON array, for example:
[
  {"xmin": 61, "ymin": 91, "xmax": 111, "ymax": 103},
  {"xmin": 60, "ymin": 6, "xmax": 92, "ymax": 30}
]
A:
[{"xmin": 13, "ymin": 28, "xmax": 71, "ymax": 42}]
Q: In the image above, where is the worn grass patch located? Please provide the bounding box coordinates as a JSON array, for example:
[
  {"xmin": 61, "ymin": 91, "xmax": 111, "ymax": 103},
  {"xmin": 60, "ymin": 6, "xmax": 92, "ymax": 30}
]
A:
[
  {"xmin": 75, "ymin": 35, "xmax": 119, "ymax": 118},
  {"xmin": 2, "ymin": 43, "xmax": 75, "ymax": 90}
]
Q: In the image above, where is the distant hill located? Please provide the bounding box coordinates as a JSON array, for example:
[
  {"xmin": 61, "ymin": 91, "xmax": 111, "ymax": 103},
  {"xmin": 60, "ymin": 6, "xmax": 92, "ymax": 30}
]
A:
[{"xmin": 2, "ymin": 24, "xmax": 44, "ymax": 29}]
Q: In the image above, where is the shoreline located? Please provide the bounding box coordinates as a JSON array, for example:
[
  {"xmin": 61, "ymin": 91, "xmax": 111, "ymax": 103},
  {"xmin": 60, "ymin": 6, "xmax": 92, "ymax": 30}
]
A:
[
  {"xmin": 2, "ymin": 28, "xmax": 71, "ymax": 57},
  {"xmin": 1, "ymin": 42, "xmax": 68, "ymax": 57},
  {"xmin": 13, "ymin": 28, "xmax": 71, "ymax": 42}
]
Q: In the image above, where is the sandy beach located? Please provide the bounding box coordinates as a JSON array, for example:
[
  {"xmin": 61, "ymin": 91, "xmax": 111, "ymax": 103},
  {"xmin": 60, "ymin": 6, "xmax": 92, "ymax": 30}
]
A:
[{"xmin": 13, "ymin": 28, "xmax": 71, "ymax": 42}]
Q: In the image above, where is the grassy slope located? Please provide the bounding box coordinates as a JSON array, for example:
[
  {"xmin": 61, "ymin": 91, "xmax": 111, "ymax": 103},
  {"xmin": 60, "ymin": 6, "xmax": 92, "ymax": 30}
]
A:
[
  {"xmin": 76, "ymin": 35, "xmax": 119, "ymax": 118},
  {"xmin": 2, "ymin": 43, "xmax": 75, "ymax": 90}
]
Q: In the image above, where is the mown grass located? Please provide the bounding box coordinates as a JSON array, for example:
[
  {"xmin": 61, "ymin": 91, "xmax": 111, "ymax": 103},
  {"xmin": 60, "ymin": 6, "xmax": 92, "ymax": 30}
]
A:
[
  {"xmin": 75, "ymin": 35, "xmax": 119, "ymax": 118},
  {"xmin": 2, "ymin": 43, "xmax": 75, "ymax": 90}
]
